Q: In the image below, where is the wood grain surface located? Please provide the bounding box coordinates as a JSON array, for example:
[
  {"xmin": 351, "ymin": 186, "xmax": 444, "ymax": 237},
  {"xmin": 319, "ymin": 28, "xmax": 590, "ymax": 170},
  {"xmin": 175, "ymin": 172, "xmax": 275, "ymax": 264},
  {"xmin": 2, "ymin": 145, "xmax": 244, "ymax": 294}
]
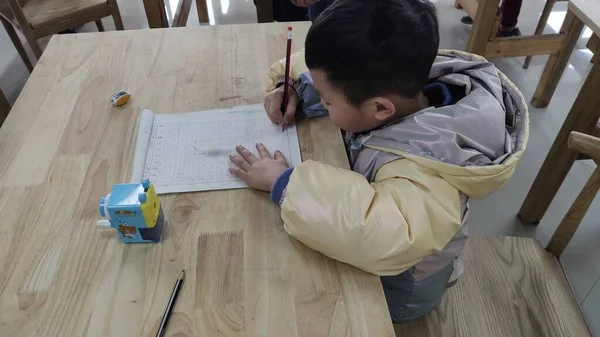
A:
[
  {"xmin": 393, "ymin": 235, "xmax": 590, "ymax": 337},
  {"xmin": 0, "ymin": 23, "xmax": 394, "ymax": 337},
  {"xmin": 483, "ymin": 34, "xmax": 565, "ymax": 59}
]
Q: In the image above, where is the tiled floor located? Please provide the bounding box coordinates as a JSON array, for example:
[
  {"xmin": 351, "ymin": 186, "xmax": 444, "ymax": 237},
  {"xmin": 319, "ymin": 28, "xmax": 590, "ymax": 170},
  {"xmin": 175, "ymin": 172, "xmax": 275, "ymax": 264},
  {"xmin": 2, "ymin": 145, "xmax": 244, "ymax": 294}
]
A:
[{"xmin": 1, "ymin": 0, "xmax": 599, "ymax": 335}]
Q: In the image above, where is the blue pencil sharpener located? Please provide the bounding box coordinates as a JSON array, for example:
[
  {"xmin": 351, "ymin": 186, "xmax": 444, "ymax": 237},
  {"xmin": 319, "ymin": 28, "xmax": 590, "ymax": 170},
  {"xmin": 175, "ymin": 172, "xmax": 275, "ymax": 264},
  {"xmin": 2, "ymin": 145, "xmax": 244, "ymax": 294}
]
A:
[{"xmin": 97, "ymin": 179, "xmax": 164, "ymax": 243}]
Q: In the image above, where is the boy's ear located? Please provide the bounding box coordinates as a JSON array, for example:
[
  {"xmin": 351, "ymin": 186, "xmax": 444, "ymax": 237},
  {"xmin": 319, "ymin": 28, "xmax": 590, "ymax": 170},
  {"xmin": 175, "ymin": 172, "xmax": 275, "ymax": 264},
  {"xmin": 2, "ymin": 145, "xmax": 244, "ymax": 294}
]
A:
[{"xmin": 371, "ymin": 97, "xmax": 396, "ymax": 121}]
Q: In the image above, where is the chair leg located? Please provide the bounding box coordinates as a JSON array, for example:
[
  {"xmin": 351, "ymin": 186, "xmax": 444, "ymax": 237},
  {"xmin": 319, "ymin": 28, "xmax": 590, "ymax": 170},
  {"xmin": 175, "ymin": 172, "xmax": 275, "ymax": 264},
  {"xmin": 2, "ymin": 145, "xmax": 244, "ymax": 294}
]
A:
[
  {"xmin": 466, "ymin": 0, "xmax": 501, "ymax": 56},
  {"xmin": 95, "ymin": 19, "xmax": 105, "ymax": 31},
  {"xmin": 546, "ymin": 165, "xmax": 600, "ymax": 257},
  {"xmin": 196, "ymin": 0, "xmax": 209, "ymax": 23},
  {"xmin": 111, "ymin": 4, "xmax": 125, "ymax": 30},
  {"xmin": 524, "ymin": 0, "xmax": 557, "ymax": 69},
  {"xmin": 0, "ymin": 15, "xmax": 33, "ymax": 72},
  {"xmin": 22, "ymin": 29, "xmax": 43, "ymax": 59}
]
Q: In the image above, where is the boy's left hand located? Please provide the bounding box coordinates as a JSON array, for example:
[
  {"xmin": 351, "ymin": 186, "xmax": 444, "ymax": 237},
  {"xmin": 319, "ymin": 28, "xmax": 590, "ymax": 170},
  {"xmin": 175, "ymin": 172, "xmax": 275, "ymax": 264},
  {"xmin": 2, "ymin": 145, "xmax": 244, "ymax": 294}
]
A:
[{"xmin": 229, "ymin": 143, "xmax": 289, "ymax": 192}]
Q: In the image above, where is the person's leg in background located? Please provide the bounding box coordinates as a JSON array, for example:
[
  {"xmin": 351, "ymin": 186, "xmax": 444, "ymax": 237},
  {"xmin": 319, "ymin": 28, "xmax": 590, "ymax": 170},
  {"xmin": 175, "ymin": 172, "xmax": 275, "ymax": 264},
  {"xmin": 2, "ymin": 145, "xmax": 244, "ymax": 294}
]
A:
[
  {"xmin": 460, "ymin": 7, "xmax": 500, "ymax": 25},
  {"xmin": 255, "ymin": 0, "xmax": 275, "ymax": 22},
  {"xmin": 272, "ymin": 0, "xmax": 309, "ymax": 22},
  {"xmin": 497, "ymin": 0, "xmax": 522, "ymax": 36},
  {"xmin": 308, "ymin": 0, "xmax": 336, "ymax": 22},
  {"xmin": 459, "ymin": 0, "xmax": 521, "ymax": 37}
]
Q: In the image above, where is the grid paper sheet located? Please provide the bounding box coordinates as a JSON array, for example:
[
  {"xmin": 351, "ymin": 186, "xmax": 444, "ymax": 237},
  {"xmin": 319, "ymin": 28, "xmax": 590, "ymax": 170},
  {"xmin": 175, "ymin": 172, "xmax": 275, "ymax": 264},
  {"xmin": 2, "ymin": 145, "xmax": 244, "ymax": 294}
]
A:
[{"xmin": 131, "ymin": 104, "xmax": 302, "ymax": 194}]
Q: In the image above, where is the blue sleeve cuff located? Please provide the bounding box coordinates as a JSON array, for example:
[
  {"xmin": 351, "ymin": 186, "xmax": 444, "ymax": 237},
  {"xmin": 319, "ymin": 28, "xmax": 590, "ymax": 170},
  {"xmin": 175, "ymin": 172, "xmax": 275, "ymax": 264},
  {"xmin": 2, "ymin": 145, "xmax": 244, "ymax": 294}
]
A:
[{"xmin": 270, "ymin": 168, "xmax": 294, "ymax": 205}]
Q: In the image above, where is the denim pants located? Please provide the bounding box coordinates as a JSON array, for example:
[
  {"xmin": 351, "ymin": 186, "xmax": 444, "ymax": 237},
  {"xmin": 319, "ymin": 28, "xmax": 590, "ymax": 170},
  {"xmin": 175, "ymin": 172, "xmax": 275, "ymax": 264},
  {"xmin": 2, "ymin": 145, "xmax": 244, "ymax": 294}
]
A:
[
  {"xmin": 381, "ymin": 263, "xmax": 454, "ymax": 323},
  {"xmin": 308, "ymin": 0, "xmax": 336, "ymax": 21}
]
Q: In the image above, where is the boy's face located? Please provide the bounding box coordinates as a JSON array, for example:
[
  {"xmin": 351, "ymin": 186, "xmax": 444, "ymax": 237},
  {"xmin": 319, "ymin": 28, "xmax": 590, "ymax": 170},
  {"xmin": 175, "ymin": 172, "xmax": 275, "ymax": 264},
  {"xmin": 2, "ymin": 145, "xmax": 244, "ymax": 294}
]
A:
[{"xmin": 309, "ymin": 69, "xmax": 395, "ymax": 133}]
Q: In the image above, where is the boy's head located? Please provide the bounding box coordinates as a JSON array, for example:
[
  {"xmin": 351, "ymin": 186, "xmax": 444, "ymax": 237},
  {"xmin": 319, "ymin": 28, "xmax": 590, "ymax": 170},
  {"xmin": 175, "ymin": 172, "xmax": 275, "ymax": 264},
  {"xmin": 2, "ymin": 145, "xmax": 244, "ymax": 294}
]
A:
[{"xmin": 305, "ymin": 0, "xmax": 439, "ymax": 132}]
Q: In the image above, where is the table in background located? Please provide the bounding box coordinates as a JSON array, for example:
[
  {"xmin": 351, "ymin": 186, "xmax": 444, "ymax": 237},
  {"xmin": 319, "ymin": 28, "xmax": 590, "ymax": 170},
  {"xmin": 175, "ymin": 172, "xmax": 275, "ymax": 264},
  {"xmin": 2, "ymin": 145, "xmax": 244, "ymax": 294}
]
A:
[
  {"xmin": 518, "ymin": 0, "xmax": 600, "ymax": 224},
  {"xmin": 0, "ymin": 23, "xmax": 394, "ymax": 336}
]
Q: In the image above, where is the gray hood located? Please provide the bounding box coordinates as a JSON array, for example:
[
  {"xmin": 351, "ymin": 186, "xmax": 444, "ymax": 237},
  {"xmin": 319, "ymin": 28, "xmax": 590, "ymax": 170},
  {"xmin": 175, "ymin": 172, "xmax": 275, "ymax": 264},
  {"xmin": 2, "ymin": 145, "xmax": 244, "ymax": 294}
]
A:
[{"xmin": 352, "ymin": 50, "xmax": 528, "ymax": 187}]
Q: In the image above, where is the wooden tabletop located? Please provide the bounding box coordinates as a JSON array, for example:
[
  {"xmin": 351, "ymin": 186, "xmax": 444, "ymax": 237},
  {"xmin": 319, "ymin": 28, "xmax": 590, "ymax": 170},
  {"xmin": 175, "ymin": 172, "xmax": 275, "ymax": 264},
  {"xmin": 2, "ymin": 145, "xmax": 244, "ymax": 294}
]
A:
[
  {"xmin": 0, "ymin": 23, "xmax": 394, "ymax": 336},
  {"xmin": 569, "ymin": 0, "xmax": 600, "ymax": 36}
]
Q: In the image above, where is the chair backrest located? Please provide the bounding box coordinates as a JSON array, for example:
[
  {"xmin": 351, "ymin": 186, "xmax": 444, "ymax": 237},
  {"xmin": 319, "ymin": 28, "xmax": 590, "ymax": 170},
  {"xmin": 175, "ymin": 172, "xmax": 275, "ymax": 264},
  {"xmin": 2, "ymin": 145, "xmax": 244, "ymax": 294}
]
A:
[
  {"xmin": 5, "ymin": 0, "xmax": 30, "ymax": 29},
  {"xmin": 0, "ymin": 0, "xmax": 25, "ymax": 21},
  {"xmin": 546, "ymin": 132, "xmax": 600, "ymax": 257}
]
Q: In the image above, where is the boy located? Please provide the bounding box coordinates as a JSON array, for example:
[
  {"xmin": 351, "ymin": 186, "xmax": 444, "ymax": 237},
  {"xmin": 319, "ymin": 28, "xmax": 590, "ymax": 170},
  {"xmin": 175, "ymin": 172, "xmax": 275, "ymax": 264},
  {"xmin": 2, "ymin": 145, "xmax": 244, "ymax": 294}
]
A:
[{"xmin": 229, "ymin": 0, "xmax": 528, "ymax": 322}]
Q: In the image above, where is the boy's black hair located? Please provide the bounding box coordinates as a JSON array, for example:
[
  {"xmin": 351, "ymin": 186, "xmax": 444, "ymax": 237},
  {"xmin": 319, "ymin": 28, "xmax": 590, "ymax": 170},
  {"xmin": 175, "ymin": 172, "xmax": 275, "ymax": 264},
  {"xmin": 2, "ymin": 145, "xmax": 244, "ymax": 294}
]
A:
[{"xmin": 305, "ymin": 0, "xmax": 440, "ymax": 106}]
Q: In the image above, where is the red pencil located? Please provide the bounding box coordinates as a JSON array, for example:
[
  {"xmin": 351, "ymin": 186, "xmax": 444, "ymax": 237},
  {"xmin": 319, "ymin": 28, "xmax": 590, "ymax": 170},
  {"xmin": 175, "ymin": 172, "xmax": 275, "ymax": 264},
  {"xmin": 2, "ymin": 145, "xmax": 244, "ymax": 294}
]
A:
[{"xmin": 282, "ymin": 26, "xmax": 293, "ymax": 132}]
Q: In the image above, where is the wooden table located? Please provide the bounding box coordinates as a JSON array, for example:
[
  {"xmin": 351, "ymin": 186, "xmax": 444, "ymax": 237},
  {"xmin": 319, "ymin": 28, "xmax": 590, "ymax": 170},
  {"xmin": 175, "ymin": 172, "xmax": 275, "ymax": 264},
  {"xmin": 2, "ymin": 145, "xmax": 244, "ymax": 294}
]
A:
[
  {"xmin": 0, "ymin": 23, "xmax": 394, "ymax": 336},
  {"xmin": 518, "ymin": 0, "xmax": 600, "ymax": 225}
]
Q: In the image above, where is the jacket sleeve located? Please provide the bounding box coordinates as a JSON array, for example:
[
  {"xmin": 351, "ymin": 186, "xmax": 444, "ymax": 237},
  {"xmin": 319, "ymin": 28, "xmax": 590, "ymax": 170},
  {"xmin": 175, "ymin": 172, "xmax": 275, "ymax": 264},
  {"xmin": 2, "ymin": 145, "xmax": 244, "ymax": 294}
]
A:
[
  {"xmin": 267, "ymin": 50, "xmax": 328, "ymax": 119},
  {"xmin": 278, "ymin": 159, "xmax": 463, "ymax": 276}
]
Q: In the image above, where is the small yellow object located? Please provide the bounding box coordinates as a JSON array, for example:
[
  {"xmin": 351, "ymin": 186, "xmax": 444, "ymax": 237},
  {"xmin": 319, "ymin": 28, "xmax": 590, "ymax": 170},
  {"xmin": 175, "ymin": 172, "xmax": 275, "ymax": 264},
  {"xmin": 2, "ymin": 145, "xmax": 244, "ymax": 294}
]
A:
[{"xmin": 111, "ymin": 91, "xmax": 131, "ymax": 106}]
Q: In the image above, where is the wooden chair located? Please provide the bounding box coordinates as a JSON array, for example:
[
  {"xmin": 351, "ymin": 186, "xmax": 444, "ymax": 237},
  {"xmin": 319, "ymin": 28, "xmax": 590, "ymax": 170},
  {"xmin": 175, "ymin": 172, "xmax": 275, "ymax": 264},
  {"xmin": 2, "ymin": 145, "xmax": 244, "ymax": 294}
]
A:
[
  {"xmin": 0, "ymin": 88, "xmax": 9, "ymax": 126},
  {"xmin": 456, "ymin": 0, "xmax": 567, "ymax": 60},
  {"xmin": 1, "ymin": 14, "xmax": 33, "ymax": 72},
  {"xmin": 394, "ymin": 132, "xmax": 597, "ymax": 336},
  {"xmin": 4, "ymin": 0, "xmax": 124, "ymax": 60}
]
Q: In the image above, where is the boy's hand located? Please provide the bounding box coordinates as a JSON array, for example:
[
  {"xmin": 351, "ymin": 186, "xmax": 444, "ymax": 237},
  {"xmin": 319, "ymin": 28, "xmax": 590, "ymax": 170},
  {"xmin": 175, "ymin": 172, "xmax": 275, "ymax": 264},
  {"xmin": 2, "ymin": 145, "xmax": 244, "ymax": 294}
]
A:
[
  {"xmin": 229, "ymin": 143, "xmax": 290, "ymax": 192},
  {"xmin": 264, "ymin": 85, "xmax": 299, "ymax": 127}
]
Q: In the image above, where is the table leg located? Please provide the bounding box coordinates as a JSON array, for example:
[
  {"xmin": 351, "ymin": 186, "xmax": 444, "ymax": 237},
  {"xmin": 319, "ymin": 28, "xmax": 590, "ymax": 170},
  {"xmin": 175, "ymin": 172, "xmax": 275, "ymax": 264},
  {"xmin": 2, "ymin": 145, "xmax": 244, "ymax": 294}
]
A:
[
  {"xmin": 0, "ymin": 88, "xmax": 10, "ymax": 126},
  {"xmin": 531, "ymin": 9, "xmax": 584, "ymax": 108},
  {"xmin": 196, "ymin": 0, "xmax": 209, "ymax": 23},
  {"xmin": 466, "ymin": 0, "xmax": 501, "ymax": 56},
  {"xmin": 143, "ymin": 0, "xmax": 169, "ymax": 28},
  {"xmin": 518, "ymin": 57, "xmax": 600, "ymax": 225}
]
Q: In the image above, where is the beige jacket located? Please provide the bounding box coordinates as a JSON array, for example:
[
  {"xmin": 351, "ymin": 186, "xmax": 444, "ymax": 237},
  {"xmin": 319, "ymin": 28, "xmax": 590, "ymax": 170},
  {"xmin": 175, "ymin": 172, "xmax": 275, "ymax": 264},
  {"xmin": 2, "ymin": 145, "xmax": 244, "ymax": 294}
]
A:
[{"xmin": 268, "ymin": 50, "xmax": 529, "ymax": 276}]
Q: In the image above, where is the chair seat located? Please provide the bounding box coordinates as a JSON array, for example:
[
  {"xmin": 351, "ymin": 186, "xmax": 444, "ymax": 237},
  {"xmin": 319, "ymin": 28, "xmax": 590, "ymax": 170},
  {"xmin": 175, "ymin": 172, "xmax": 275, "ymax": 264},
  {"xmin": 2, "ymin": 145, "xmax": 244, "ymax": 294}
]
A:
[
  {"xmin": 21, "ymin": 0, "xmax": 108, "ymax": 28},
  {"xmin": 394, "ymin": 235, "xmax": 590, "ymax": 337}
]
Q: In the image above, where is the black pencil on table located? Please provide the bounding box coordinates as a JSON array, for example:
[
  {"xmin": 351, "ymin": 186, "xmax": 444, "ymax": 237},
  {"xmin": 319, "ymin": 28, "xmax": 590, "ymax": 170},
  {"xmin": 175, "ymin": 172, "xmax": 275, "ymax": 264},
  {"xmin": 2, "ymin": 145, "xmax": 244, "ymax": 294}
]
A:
[{"xmin": 156, "ymin": 270, "xmax": 185, "ymax": 337}]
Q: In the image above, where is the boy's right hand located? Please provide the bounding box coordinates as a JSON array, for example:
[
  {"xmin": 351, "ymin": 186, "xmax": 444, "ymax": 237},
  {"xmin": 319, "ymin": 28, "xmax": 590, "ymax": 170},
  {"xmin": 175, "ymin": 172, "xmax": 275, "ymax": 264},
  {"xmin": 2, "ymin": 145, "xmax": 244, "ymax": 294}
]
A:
[{"xmin": 264, "ymin": 85, "xmax": 300, "ymax": 127}]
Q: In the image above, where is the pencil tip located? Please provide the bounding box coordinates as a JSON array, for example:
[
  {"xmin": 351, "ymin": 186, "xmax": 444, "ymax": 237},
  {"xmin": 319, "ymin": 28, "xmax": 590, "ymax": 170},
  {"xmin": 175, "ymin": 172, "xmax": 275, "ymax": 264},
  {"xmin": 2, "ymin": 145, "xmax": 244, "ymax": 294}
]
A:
[{"xmin": 180, "ymin": 270, "xmax": 186, "ymax": 280}]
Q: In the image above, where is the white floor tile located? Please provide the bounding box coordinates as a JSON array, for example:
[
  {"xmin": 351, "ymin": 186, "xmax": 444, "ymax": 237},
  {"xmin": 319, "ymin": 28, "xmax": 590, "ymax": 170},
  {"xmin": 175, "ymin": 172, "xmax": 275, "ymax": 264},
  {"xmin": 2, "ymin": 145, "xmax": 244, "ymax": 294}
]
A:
[{"xmin": 582, "ymin": 278, "xmax": 600, "ymax": 337}]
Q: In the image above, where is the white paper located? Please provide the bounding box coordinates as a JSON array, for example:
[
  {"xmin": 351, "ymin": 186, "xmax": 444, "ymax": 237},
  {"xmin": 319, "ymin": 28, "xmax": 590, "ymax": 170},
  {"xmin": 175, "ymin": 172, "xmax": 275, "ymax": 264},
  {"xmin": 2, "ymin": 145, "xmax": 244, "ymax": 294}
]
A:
[{"xmin": 132, "ymin": 104, "xmax": 302, "ymax": 194}]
